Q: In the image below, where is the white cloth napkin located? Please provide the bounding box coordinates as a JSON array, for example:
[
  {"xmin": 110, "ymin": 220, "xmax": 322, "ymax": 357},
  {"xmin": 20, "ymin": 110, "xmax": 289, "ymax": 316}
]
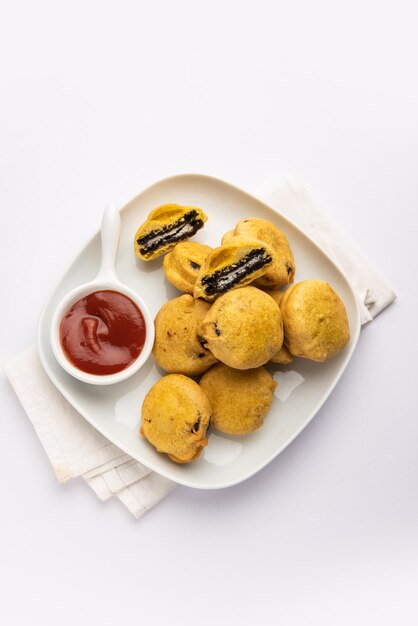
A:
[{"xmin": 3, "ymin": 177, "xmax": 396, "ymax": 518}]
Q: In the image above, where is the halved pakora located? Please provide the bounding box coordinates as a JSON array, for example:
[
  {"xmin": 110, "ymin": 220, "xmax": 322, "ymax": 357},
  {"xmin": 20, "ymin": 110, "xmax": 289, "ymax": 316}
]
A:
[
  {"xmin": 193, "ymin": 236, "xmax": 278, "ymax": 301},
  {"xmin": 230, "ymin": 217, "xmax": 295, "ymax": 288},
  {"xmin": 134, "ymin": 204, "xmax": 207, "ymax": 261}
]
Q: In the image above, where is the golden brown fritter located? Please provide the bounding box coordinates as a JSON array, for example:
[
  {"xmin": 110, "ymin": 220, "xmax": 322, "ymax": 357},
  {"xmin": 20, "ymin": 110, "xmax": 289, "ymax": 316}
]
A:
[
  {"xmin": 163, "ymin": 241, "xmax": 212, "ymax": 294},
  {"xmin": 280, "ymin": 280, "xmax": 350, "ymax": 362},
  {"xmin": 199, "ymin": 286, "xmax": 283, "ymax": 369},
  {"xmin": 194, "ymin": 236, "xmax": 278, "ymax": 301},
  {"xmin": 134, "ymin": 204, "xmax": 208, "ymax": 261},
  {"xmin": 200, "ymin": 363, "xmax": 277, "ymax": 435},
  {"xmin": 153, "ymin": 295, "xmax": 218, "ymax": 376},
  {"xmin": 140, "ymin": 374, "xmax": 212, "ymax": 463}
]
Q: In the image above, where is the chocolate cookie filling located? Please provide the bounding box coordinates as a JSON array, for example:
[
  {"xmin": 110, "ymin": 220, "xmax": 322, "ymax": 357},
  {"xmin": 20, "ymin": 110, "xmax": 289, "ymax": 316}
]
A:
[
  {"xmin": 192, "ymin": 412, "xmax": 202, "ymax": 433},
  {"xmin": 201, "ymin": 248, "xmax": 272, "ymax": 296},
  {"xmin": 137, "ymin": 210, "xmax": 204, "ymax": 257}
]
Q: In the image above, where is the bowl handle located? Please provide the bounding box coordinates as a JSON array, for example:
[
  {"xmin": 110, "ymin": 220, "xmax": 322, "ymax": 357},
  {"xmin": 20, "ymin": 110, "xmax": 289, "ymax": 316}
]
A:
[{"xmin": 95, "ymin": 203, "xmax": 121, "ymax": 283}]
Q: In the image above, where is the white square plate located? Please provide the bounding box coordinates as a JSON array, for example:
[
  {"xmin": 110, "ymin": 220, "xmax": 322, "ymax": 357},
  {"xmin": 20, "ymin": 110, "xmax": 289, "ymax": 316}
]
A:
[{"xmin": 38, "ymin": 174, "xmax": 361, "ymax": 489}]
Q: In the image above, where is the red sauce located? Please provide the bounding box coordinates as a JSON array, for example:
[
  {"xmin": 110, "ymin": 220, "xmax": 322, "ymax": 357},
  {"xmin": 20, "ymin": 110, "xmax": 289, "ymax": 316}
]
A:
[{"xmin": 59, "ymin": 290, "xmax": 146, "ymax": 375}]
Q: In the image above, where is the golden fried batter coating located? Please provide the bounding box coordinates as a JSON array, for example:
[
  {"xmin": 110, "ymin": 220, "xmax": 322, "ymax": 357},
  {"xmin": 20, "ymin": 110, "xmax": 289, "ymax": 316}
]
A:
[
  {"xmin": 141, "ymin": 374, "xmax": 212, "ymax": 463},
  {"xmin": 232, "ymin": 218, "xmax": 295, "ymax": 288},
  {"xmin": 153, "ymin": 295, "xmax": 218, "ymax": 376},
  {"xmin": 199, "ymin": 286, "xmax": 283, "ymax": 369},
  {"xmin": 200, "ymin": 364, "xmax": 277, "ymax": 435},
  {"xmin": 221, "ymin": 229, "xmax": 235, "ymax": 244},
  {"xmin": 163, "ymin": 241, "xmax": 212, "ymax": 294},
  {"xmin": 280, "ymin": 280, "xmax": 350, "ymax": 362},
  {"xmin": 261, "ymin": 288, "xmax": 294, "ymax": 364},
  {"xmin": 270, "ymin": 344, "xmax": 294, "ymax": 364},
  {"xmin": 194, "ymin": 236, "xmax": 279, "ymax": 301},
  {"xmin": 134, "ymin": 204, "xmax": 208, "ymax": 261}
]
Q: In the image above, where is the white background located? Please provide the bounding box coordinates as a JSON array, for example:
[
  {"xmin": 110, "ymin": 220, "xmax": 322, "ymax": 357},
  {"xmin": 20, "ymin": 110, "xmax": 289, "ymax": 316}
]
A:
[{"xmin": 1, "ymin": 1, "xmax": 417, "ymax": 624}]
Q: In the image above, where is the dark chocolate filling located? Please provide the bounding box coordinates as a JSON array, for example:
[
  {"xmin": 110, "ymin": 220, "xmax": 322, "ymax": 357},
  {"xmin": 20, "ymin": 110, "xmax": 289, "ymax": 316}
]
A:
[
  {"xmin": 201, "ymin": 248, "xmax": 272, "ymax": 296},
  {"xmin": 192, "ymin": 412, "xmax": 201, "ymax": 433},
  {"xmin": 137, "ymin": 210, "xmax": 204, "ymax": 256}
]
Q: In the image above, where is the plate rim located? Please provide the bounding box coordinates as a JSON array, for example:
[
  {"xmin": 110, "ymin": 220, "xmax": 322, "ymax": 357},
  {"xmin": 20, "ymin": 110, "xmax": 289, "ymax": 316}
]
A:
[{"xmin": 37, "ymin": 172, "xmax": 361, "ymax": 489}]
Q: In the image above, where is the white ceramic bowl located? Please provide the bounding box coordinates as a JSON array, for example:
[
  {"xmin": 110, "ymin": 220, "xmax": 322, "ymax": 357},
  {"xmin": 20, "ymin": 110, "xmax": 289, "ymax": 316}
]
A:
[
  {"xmin": 50, "ymin": 280, "xmax": 154, "ymax": 385},
  {"xmin": 50, "ymin": 204, "xmax": 154, "ymax": 385}
]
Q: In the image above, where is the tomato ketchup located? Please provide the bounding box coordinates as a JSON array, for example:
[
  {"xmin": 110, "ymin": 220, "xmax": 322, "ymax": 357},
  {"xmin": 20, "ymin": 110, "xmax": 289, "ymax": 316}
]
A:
[{"xmin": 59, "ymin": 290, "xmax": 146, "ymax": 375}]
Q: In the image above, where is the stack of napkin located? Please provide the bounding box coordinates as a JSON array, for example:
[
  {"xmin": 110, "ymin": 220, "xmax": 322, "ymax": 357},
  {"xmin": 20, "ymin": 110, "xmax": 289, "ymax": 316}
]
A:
[{"xmin": 3, "ymin": 177, "xmax": 396, "ymax": 518}]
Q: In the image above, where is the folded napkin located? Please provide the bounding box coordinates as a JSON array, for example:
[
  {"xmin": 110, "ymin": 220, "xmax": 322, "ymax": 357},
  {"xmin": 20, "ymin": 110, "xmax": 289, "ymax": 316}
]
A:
[{"xmin": 3, "ymin": 177, "xmax": 396, "ymax": 518}]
